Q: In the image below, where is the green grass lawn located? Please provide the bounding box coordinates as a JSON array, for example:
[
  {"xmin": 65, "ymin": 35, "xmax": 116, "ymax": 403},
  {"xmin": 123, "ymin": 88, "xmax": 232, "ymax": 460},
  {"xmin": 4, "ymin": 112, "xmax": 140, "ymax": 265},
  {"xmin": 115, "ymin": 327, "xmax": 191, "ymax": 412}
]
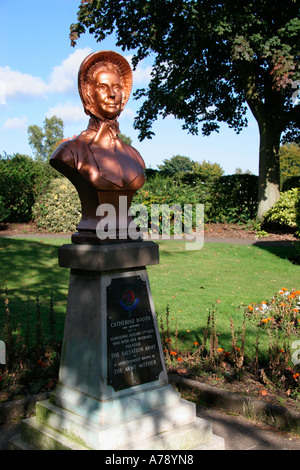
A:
[
  {"xmin": 148, "ymin": 240, "xmax": 300, "ymax": 355},
  {"xmin": 0, "ymin": 237, "xmax": 299, "ymax": 358}
]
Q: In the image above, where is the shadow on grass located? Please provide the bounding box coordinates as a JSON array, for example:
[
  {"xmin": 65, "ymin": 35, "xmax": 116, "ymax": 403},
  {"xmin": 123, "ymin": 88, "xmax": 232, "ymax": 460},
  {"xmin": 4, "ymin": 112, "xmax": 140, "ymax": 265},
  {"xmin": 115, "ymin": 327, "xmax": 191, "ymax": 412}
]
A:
[
  {"xmin": 253, "ymin": 240, "xmax": 300, "ymax": 264},
  {"xmin": 0, "ymin": 238, "xmax": 69, "ymax": 340}
]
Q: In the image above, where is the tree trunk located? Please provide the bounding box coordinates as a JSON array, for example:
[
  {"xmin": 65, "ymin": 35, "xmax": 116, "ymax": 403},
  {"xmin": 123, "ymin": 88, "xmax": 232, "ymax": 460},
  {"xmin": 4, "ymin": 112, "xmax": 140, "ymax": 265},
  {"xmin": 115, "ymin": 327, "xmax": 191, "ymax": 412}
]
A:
[{"xmin": 257, "ymin": 122, "xmax": 281, "ymax": 220}]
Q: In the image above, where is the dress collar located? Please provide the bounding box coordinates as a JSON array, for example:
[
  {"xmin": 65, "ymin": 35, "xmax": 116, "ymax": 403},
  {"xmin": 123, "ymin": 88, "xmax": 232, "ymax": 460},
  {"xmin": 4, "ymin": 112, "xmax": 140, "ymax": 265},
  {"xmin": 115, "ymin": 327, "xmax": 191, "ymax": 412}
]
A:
[{"xmin": 88, "ymin": 117, "xmax": 120, "ymax": 139}]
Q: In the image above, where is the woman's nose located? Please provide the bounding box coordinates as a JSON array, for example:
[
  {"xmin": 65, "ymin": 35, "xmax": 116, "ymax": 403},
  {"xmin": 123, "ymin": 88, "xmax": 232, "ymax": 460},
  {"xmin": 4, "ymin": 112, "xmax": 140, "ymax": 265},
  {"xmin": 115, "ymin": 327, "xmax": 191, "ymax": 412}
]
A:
[{"xmin": 108, "ymin": 87, "xmax": 115, "ymax": 99}]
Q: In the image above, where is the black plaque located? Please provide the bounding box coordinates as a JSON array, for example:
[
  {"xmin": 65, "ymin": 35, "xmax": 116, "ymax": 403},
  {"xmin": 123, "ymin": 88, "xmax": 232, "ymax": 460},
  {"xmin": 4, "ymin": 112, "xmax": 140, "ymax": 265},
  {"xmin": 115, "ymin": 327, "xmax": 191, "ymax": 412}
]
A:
[{"xmin": 107, "ymin": 276, "xmax": 163, "ymax": 391}]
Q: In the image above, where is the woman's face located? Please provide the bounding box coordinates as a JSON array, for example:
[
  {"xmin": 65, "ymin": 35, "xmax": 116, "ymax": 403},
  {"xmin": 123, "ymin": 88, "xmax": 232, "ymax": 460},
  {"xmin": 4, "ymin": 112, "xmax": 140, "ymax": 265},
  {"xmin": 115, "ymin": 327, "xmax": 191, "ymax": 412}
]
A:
[{"xmin": 91, "ymin": 70, "xmax": 123, "ymax": 119}]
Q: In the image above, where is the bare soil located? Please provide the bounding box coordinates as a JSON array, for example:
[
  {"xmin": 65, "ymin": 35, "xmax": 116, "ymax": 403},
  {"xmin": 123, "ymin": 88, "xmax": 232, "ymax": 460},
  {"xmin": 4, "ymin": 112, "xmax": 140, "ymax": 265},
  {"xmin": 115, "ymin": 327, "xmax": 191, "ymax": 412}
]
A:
[
  {"xmin": 0, "ymin": 222, "xmax": 67, "ymax": 237},
  {"xmin": 172, "ymin": 365, "xmax": 300, "ymax": 415},
  {"xmin": 204, "ymin": 222, "xmax": 298, "ymax": 242},
  {"xmin": 0, "ymin": 221, "xmax": 299, "ymax": 242}
]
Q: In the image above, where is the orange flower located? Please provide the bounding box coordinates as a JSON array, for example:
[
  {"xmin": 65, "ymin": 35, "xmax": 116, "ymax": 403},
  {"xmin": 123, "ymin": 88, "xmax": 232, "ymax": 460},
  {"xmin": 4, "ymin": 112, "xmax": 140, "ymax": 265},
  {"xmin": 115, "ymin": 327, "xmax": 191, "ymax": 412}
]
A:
[
  {"xmin": 170, "ymin": 351, "xmax": 177, "ymax": 356},
  {"xmin": 248, "ymin": 305, "xmax": 254, "ymax": 311},
  {"xmin": 177, "ymin": 357, "xmax": 183, "ymax": 362},
  {"xmin": 218, "ymin": 348, "xmax": 224, "ymax": 353},
  {"xmin": 293, "ymin": 373, "xmax": 299, "ymax": 379},
  {"xmin": 194, "ymin": 341, "xmax": 199, "ymax": 346},
  {"xmin": 280, "ymin": 302, "xmax": 286, "ymax": 307}
]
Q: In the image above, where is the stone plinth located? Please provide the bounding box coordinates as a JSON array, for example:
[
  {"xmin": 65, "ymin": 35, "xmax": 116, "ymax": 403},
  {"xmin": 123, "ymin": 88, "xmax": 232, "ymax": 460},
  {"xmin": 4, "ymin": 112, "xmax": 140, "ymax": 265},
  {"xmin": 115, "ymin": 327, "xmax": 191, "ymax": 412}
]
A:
[{"xmin": 10, "ymin": 241, "xmax": 224, "ymax": 450}]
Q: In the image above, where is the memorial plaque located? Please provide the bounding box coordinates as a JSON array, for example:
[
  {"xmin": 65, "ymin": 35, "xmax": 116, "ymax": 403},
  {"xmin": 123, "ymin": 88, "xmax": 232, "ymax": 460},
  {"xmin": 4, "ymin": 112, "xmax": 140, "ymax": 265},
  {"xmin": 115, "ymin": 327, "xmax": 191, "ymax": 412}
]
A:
[{"xmin": 107, "ymin": 276, "xmax": 163, "ymax": 391}]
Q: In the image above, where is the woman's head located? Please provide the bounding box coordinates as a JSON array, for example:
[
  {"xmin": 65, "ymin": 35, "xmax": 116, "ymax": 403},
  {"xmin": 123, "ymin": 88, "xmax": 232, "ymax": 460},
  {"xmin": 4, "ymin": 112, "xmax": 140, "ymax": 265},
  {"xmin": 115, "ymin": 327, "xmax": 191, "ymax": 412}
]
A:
[{"xmin": 78, "ymin": 51, "xmax": 132, "ymax": 120}]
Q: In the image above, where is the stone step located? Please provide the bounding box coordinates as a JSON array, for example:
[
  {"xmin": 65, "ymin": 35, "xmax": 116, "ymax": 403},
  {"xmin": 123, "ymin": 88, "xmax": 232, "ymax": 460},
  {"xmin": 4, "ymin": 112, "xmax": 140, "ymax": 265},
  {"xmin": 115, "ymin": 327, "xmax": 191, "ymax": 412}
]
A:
[
  {"xmin": 15, "ymin": 417, "xmax": 89, "ymax": 450},
  {"xmin": 9, "ymin": 398, "xmax": 224, "ymax": 450},
  {"xmin": 118, "ymin": 418, "xmax": 216, "ymax": 450},
  {"xmin": 35, "ymin": 398, "xmax": 200, "ymax": 450},
  {"xmin": 9, "ymin": 433, "xmax": 39, "ymax": 451},
  {"xmin": 10, "ymin": 415, "xmax": 223, "ymax": 451}
]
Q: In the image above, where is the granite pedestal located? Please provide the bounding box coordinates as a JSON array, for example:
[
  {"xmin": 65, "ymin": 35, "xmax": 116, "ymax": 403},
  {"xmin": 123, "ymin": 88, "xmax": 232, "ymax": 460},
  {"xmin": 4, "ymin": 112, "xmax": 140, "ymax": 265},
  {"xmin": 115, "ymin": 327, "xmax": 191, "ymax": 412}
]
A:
[{"xmin": 10, "ymin": 241, "xmax": 224, "ymax": 450}]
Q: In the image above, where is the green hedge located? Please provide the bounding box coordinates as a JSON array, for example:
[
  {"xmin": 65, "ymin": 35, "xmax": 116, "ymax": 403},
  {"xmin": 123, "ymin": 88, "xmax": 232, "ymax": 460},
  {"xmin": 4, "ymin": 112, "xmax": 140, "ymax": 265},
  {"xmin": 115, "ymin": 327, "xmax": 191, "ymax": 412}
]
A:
[
  {"xmin": 296, "ymin": 191, "xmax": 300, "ymax": 238},
  {"xmin": 282, "ymin": 176, "xmax": 300, "ymax": 192},
  {"xmin": 0, "ymin": 154, "xmax": 55, "ymax": 222},
  {"xmin": 32, "ymin": 172, "xmax": 260, "ymax": 233},
  {"xmin": 206, "ymin": 174, "xmax": 258, "ymax": 222},
  {"xmin": 0, "ymin": 195, "xmax": 10, "ymax": 223},
  {"xmin": 133, "ymin": 173, "xmax": 258, "ymax": 227}
]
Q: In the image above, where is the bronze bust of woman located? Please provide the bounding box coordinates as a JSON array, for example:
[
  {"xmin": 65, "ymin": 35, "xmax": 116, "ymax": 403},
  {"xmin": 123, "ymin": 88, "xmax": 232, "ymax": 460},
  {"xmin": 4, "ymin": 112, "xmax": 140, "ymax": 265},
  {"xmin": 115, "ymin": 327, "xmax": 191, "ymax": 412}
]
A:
[{"xmin": 50, "ymin": 51, "xmax": 145, "ymax": 243}]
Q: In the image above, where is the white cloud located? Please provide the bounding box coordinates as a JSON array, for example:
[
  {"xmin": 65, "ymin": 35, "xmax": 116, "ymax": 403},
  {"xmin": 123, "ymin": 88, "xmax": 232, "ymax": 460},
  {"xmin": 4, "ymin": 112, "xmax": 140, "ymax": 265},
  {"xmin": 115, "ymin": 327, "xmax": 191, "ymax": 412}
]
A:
[
  {"xmin": 0, "ymin": 49, "xmax": 150, "ymax": 105},
  {"xmin": 3, "ymin": 115, "xmax": 28, "ymax": 130},
  {"xmin": 125, "ymin": 55, "xmax": 152, "ymax": 85},
  {"xmin": 119, "ymin": 107, "xmax": 135, "ymax": 120},
  {"xmin": 132, "ymin": 65, "xmax": 152, "ymax": 84},
  {"xmin": 48, "ymin": 47, "xmax": 92, "ymax": 94},
  {"xmin": 46, "ymin": 102, "xmax": 86, "ymax": 123},
  {"xmin": 0, "ymin": 48, "xmax": 92, "ymax": 100},
  {"xmin": 0, "ymin": 66, "xmax": 48, "ymax": 98}
]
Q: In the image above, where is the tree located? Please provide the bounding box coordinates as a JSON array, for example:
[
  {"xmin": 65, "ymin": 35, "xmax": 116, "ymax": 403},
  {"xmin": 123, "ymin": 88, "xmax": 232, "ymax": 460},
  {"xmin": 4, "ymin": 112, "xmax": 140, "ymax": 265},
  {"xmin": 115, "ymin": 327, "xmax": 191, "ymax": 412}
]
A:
[
  {"xmin": 118, "ymin": 132, "xmax": 132, "ymax": 146},
  {"xmin": 28, "ymin": 116, "xmax": 64, "ymax": 162},
  {"xmin": 193, "ymin": 160, "xmax": 224, "ymax": 182},
  {"xmin": 158, "ymin": 155, "xmax": 195, "ymax": 175},
  {"xmin": 279, "ymin": 142, "xmax": 300, "ymax": 186},
  {"xmin": 70, "ymin": 0, "xmax": 299, "ymax": 218},
  {"xmin": 235, "ymin": 168, "xmax": 253, "ymax": 175}
]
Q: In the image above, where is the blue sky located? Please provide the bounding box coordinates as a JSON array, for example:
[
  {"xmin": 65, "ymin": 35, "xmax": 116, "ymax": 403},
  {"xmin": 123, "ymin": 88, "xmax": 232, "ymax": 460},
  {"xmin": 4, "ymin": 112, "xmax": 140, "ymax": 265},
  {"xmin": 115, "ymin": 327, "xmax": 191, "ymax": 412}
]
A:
[{"xmin": 0, "ymin": 0, "xmax": 260, "ymax": 174}]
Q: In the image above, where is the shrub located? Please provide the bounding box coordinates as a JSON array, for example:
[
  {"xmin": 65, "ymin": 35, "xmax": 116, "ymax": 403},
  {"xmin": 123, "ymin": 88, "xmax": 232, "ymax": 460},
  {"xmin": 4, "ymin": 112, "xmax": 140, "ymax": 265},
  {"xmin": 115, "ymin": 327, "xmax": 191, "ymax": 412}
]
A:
[
  {"xmin": 32, "ymin": 178, "xmax": 81, "ymax": 232},
  {"xmin": 263, "ymin": 188, "xmax": 299, "ymax": 233}
]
